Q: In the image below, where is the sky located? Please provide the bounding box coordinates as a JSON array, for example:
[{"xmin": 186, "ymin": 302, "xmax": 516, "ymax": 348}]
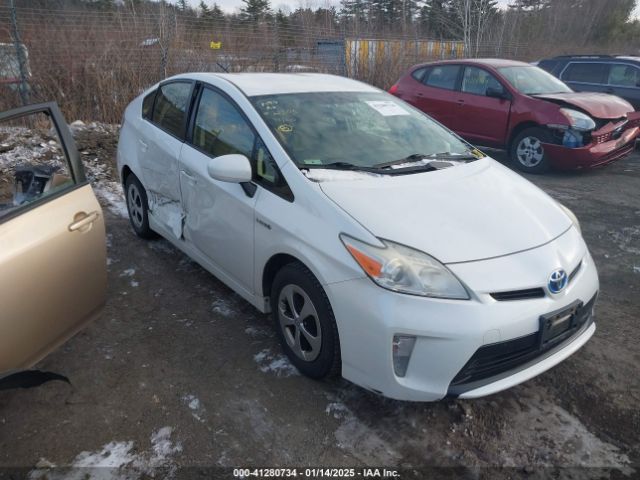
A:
[{"xmin": 185, "ymin": 0, "xmax": 639, "ymax": 18}]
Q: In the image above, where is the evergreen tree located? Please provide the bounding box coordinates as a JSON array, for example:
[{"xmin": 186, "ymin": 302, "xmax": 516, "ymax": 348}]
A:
[{"xmin": 240, "ymin": 0, "xmax": 272, "ymax": 23}]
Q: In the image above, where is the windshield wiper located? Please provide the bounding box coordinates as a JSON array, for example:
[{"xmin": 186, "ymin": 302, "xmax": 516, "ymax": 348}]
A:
[
  {"xmin": 303, "ymin": 161, "xmax": 381, "ymax": 173},
  {"xmin": 374, "ymin": 152, "xmax": 476, "ymax": 169}
]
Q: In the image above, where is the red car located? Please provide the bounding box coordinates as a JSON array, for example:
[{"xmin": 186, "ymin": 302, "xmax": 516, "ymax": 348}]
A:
[{"xmin": 390, "ymin": 59, "xmax": 640, "ymax": 173}]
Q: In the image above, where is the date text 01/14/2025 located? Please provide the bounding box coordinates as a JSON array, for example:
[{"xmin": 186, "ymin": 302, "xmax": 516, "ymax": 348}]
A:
[{"xmin": 232, "ymin": 468, "xmax": 401, "ymax": 478}]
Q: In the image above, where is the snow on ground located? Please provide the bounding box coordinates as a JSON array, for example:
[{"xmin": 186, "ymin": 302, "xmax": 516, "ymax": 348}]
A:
[
  {"xmin": 211, "ymin": 298, "xmax": 236, "ymax": 317},
  {"xmin": 182, "ymin": 394, "xmax": 206, "ymax": 423},
  {"xmin": 28, "ymin": 426, "xmax": 182, "ymax": 480},
  {"xmin": 253, "ymin": 348, "xmax": 299, "ymax": 377}
]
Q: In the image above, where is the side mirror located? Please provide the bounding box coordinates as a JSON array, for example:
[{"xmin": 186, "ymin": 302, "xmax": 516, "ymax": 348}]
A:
[
  {"xmin": 486, "ymin": 86, "xmax": 509, "ymax": 100},
  {"xmin": 207, "ymin": 154, "xmax": 252, "ymax": 183}
]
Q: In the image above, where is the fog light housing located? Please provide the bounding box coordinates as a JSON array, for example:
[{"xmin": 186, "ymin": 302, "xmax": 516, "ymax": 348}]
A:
[{"xmin": 392, "ymin": 335, "xmax": 416, "ymax": 377}]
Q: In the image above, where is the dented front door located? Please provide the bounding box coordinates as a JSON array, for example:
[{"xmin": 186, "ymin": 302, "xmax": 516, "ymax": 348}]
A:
[{"xmin": 0, "ymin": 103, "xmax": 107, "ymax": 376}]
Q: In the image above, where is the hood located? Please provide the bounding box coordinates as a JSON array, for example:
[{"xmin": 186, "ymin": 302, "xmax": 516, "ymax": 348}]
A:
[
  {"xmin": 533, "ymin": 92, "xmax": 633, "ymax": 119},
  {"xmin": 318, "ymin": 159, "xmax": 572, "ymax": 264}
]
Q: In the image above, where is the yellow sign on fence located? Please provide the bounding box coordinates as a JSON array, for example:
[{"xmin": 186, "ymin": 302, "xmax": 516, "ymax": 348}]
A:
[{"xmin": 210, "ymin": 41, "xmax": 222, "ymax": 50}]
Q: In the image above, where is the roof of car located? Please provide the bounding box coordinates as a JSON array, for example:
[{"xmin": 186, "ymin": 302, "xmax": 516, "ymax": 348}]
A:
[
  {"xmin": 416, "ymin": 58, "xmax": 530, "ymax": 68},
  {"xmin": 173, "ymin": 72, "xmax": 380, "ymax": 96}
]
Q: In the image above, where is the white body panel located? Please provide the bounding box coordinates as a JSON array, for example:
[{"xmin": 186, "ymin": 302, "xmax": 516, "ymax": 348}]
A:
[{"xmin": 117, "ymin": 73, "xmax": 600, "ymax": 401}]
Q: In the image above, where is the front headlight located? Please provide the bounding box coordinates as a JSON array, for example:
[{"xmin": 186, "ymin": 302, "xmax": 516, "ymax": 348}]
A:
[
  {"xmin": 558, "ymin": 203, "xmax": 581, "ymax": 235},
  {"xmin": 560, "ymin": 108, "xmax": 596, "ymax": 132},
  {"xmin": 340, "ymin": 235, "xmax": 469, "ymax": 299}
]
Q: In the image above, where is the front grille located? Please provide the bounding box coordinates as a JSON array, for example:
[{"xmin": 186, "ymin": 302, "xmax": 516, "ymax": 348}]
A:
[
  {"xmin": 450, "ymin": 293, "xmax": 597, "ymax": 389},
  {"xmin": 592, "ymin": 120, "xmax": 629, "ymax": 144},
  {"xmin": 491, "ymin": 288, "xmax": 545, "ymax": 301}
]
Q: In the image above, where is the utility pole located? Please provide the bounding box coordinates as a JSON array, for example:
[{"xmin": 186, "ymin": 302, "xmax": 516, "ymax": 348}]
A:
[{"xmin": 8, "ymin": 0, "xmax": 30, "ymax": 105}]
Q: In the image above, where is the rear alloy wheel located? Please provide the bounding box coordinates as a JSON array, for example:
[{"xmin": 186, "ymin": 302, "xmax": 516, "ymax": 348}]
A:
[
  {"xmin": 125, "ymin": 174, "xmax": 156, "ymax": 239},
  {"xmin": 510, "ymin": 127, "xmax": 552, "ymax": 174},
  {"xmin": 271, "ymin": 263, "xmax": 340, "ymax": 379}
]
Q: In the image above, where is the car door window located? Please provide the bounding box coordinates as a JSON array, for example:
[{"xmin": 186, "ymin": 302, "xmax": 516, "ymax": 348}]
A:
[
  {"xmin": 461, "ymin": 66, "xmax": 503, "ymax": 96},
  {"xmin": 561, "ymin": 63, "xmax": 608, "ymax": 84},
  {"xmin": 424, "ymin": 65, "xmax": 460, "ymax": 90},
  {"xmin": 193, "ymin": 88, "xmax": 255, "ymax": 158},
  {"xmin": 193, "ymin": 88, "xmax": 293, "ymax": 200},
  {"xmin": 608, "ymin": 64, "xmax": 640, "ymax": 87},
  {"xmin": 152, "ymin": 82, "xmax": 192, "ymax": 138},
  {"xmin": 1, "ymin": 111, "xmax": 75, "ymax": 221}
]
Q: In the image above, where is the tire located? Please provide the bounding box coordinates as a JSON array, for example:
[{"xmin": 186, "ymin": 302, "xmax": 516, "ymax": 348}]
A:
[
  {"xmin": 124, "ymin": 174, "xmax": 156, "ymax": 239},
  {"xmin": 509, "ymin": 127, "xmax": 553, "ymax": 174},
  {"xmin": 270, "ymin": 263, "xmax": 341, "ymax": 379}
]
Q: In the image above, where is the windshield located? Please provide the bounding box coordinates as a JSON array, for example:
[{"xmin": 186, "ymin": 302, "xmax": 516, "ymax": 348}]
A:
[
  {"xmin": 498, "ymin": 66, "xmax": 572, "ymax": 95},
  {"xmin": 251, "ymin": 91, "xmax": 475, "ymax": 169}
]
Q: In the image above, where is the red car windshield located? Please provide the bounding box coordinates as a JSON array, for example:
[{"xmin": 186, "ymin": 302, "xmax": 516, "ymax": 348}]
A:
[{"xmin": 498, "ymin": 66, "xmax": 572, "ymax": 96}]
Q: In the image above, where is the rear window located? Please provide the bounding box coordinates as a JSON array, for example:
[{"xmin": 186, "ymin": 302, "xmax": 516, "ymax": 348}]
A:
[
  {"xmin": 608, "ymin": 64, "xmax": 640, "ymax": 87},
  {"xmin": 411, "ymin": 68, "xmax": 427, "ymax": 82},
  {"xmin": 142, "ymin": 90, "xmax": 156, "ymax": 119},
  {"xmin": 151, "ymin": 82, "xmax": 192, "ymax": 138},
  {"xmin": 562, "ymin": 63, "xmax": 608, "ymax": 84},
  {"xmin": 424, "ymin": 65, "xmax": 460, "ymax": 90}
]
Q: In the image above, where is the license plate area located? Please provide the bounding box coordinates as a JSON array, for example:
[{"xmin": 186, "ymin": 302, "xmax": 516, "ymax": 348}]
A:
[{"xmin": 539, "ymin": 300, "xmax": 583, "ymax": 349}]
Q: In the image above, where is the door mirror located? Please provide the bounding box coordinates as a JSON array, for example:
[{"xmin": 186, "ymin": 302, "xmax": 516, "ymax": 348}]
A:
[
  {"xmin": 486, "ymin": 86, "xmax": 509, "ymax": 100},
  {"xmin": 207, "ymin": 154, "xmax": 252, "ymax": 183}
]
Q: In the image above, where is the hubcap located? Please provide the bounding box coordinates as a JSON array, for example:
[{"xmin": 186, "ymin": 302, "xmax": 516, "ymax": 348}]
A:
[
  {"xmin": 516, "ymin": 136, "xmax": 545, "ymax": 167},
  {"xmin": 127, "ymin": 183, "xmax": 144, "ymax": 228},
  {"xmin": 277, "ymin": 284, "xmax": 322, "ymax": 362}
]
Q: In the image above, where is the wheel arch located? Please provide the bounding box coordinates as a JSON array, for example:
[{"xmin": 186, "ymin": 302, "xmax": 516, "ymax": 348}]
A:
[
  {"xmin": 508, "ymin": 121, "xmax": 542, "ymax": 150},
  {"xmin": 262, "ymin": 253, "xmax": 313, "ymax": 301}
]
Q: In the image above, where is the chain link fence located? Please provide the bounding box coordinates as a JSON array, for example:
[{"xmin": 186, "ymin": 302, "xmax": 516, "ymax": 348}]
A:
[{"xmin": 0, "ymin": 5, "xmax": 525, "ymax": 123}]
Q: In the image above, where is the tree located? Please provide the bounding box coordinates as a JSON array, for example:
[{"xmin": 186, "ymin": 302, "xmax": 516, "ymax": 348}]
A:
[
  {"xmin": 240, "ymin": 0, "xmax": 272, "ymax": 23},
  {"xmin": 199, "ymin": 0, "xmax": 211, "ymax": 17}
]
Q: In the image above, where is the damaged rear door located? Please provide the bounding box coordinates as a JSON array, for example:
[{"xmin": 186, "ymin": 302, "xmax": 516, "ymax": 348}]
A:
[{"xmin": 0, "ymin": 103, "xmax": 107, "ymax": 376}]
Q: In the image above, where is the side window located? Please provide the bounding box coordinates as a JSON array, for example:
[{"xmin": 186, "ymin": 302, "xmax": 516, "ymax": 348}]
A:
[
  {"xmin": 561, "ymin": 63, "xmax": 608, "ymax": 84},
  {"xmin": 461, "ymin": 66, "xmax": 503, "ymax": 96},
  {"xmin": 142, "ymin": 90, "xmax": 156, "ymax": 119},
  {"xmin": 411, "ymin": 68, "xmax": 427, "ymax": 82},
  {"xmin": 193, "ymin": 88, "xmax": 293, "ymax": 200},
  {"xmin": 0, "ymin": 111, "xmax": 75, "ymax": 221},
  {"xmin": 152, "ymin": 82, "xmax": 192, "ymax": 138},
  {"xmin": 255, "ymin": 137, "xmax": 292, "ymax": 200},
  {"xmin": 423, "ymin": 65, "xmax": 460, "ymax": 90},
  {"xmin": 193, "ymin": 88, "xmax": 255, "ymax": 158},
  {"xmin": 608, "ymin": 64, "xmax": 640, "ymax": 87}
]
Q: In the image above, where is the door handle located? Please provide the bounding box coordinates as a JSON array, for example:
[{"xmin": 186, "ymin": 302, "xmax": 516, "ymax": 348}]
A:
[
  {"xmin": 139, "ymin": 139, "xmax": 148, "ymax": 152},
  {"xmin": 182, "ymin": 170, "xmax": 195, "ymax": 180},
  {"xmin": 68, "ymin": 211, "xmax": 100, "ymax": 232},
  {"xmin": 605, "ymin": 88, "xmax": 615, "ymax": 94},
  {"xmin": 456, "ymin": 99, "xmax": 465, "ymax": 106}
]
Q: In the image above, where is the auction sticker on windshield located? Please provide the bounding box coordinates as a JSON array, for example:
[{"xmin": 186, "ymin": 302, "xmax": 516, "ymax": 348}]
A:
[{"xmin": 365, "ymin": 100, "xmax": 410, "ymax": 116}]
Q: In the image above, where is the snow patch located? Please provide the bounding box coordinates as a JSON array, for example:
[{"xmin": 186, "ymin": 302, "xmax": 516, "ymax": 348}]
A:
[
  {"xmin": 211, "ymin": 298, "xmax": 236, "ymax": 317},
  {"xmin": 182, "ymin": 394, "xmax": 205, "ymax": 423},
  {"xmin": 253, "ymin": 349, "xmax": 299, "ymax": 377},
  {"xmin": 28, "ymin": 426, "xmax": 182, "ymax": 480},
  {"xmin": 120, "ymin": 268, "xmax": 135, "ymax": 277}
]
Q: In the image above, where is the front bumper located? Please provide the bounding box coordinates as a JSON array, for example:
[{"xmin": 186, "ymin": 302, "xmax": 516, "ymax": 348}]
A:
[
  {"xmin": 326, "ymin": 227, "xmax": 599, "ymax": 401},
  {"xmin": 543, "ymin": 124, "xmax": 639, "ymax": 170}
]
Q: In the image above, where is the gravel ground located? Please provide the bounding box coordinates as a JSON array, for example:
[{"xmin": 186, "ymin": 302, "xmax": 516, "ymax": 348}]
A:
[{"xmin": 0, "ymin": 125, "xmax": 638, "ymax": 479}]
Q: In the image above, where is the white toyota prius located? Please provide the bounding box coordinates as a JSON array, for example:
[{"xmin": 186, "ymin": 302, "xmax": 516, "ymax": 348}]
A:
[{"xmin": 117, "ymin": 73, "xmax": 598, "ymax": 401}]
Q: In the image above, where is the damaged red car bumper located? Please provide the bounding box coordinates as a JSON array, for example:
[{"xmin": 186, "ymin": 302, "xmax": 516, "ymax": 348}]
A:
[{"xmin": 543, "ymin": 114, "xmax": 640, "ymax": 170}]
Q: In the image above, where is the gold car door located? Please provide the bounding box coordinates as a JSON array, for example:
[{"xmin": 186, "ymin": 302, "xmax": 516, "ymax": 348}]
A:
[{"xmin": 0, "ymin": 103, "xmax": 107, "ymax": 375}]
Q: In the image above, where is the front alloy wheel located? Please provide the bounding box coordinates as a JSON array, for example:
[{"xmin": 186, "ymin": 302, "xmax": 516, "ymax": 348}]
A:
[
  {"xmin": 271, "ymin": 263, "xmax": 340, "ymax": 379},
  {"xmin": 277, "ymin": 284, "xmax": 322, "ymax": 362},
  {"xmin": 510, "ymin": 127, "xmax": 552, "ymax": 174}
]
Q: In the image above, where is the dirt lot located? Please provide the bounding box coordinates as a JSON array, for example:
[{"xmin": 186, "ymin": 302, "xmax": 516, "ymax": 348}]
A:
[{"xmin": 0, "ymin": 125, "xmax": 639, "ymax": 479}]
